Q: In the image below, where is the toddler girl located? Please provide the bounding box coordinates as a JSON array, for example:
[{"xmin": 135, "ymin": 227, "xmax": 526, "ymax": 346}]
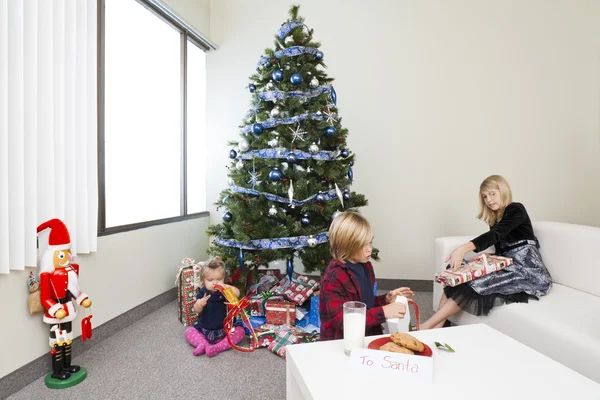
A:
[{"xmin": 184, "ymin": 256, "xmax": 245, "ymax": 356}]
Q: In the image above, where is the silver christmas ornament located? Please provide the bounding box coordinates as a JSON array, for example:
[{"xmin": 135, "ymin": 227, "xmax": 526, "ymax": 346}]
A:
[
  {"xmin": 238, "ymin": 139, "xmax": 249, "ymax": 152},
  {"xmin": 235, "ymin": 160, "xmax": 244, "ymax": 170},
  {"xmin": 307, "ymin": 236, "xmax": 318, "ymax": 247},
  {"xmin": 270, "ymin": 107, "xmax": 280, "ymax": 118},
  {"xmin": 310, "ymin": 78, "xmax": 319, "ymax": 88},
  {"xmin": 269, "ymin": 205, "xmax": 278, "ymax": 216},
  {"xmin": 268, "ymin": 137, "xmax": 279, "ymax": 148},
  {"xmin": 309, "ymin": 142, "xmax": 319, "ymax": 154},
  {"xmin": 285, "ymin": 36, "xmax": 294, "ymax": 45}
]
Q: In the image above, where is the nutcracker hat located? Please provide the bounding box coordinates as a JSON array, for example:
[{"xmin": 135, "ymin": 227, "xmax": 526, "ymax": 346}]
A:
[{"xmin": 37, "ymin": 218, "xmax": 71, "ymax": 251}]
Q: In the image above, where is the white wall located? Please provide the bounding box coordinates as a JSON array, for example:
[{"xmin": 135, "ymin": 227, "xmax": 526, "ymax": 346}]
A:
[
  {"xmin": 160, "ymin": 0, "xmax": 210, "ymax": 38},
  {"xmin": 206, "ymin": 0, "xmax": 600, "ymax": 280},
  {"xmin": 0, "ymin": 218, "xmax": 209, "ymax": 379}
]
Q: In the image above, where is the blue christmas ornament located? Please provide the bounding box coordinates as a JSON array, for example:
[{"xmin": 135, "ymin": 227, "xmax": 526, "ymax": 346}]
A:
[
  {"xmin": 286, "ymin": 153, "xmax": 297, "ymax": 164},
  {"xmin": 301, "ymin": 214, "xmax": 310, "ymax": 225},
  {"xmin": 272, "ymin": 69, "xmax": 284, "ymax": 81},
  {"xmin": 269, "ymin": 168, "xmax": 283, "ymax": 181},
  {"xmin": 340, "ymin": 148, "xmax": 349, "ymax": 158},
  {"xmin": 229, "ymin": 149, "xmax": 237, "ymax": 159},
  {"xmin": 324, "ymin": 126, "xmax": 336, "ymax": 136},
  {"xmin": 265, "ymin": 60, "xmax": 272, "ymax": 68},
  {"xmin": 252, "ymin": 123, "xmax": 264, "ymax": 135},
  {"xmin": 286, "ymin": 257, "xmax": 294, "ymax": 280},
  {"xmin": 343, "ymin": 191, "xmax": 351, "ymax": 201},
  {"xmin": 349, "ymin": 161, "xmax": 354, "ymax": 166},
  {"xmin": 248, "ymin": 84, "xmax": 256, "ymax": 93},
  {"xmin": 315, "ymin": 50, "xmax": 324, "ymax": 60},
  {"xmin": 222, "ymin": 211, "xmax": 232, "ymax": 222},
  {"xmin": 290, "ymin": 73, "xmax": 303, "ymax": 85},
  {"xmin": 348, "ymin": 167, "xmax": 354, "ymax": 182},
  {"xmin": 331, "ymin": 86, "xmax": 337, "ymax": 105},
  {"xmin": 315, "ymin": 193, "xmax": 326, "ymax": 202},
  {"xmin": 239, "ymin": 248, "xmax": 244, "ymax": 270}
]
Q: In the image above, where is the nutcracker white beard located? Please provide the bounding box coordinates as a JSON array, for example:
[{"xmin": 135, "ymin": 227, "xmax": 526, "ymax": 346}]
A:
[{"xmin": 39, "ymin": 250, "xmax": 56, "ymax": 276}]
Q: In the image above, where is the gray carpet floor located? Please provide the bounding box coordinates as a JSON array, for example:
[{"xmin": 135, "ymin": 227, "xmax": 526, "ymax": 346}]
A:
[{"xmin": 8, "ymin": 291, "xmax": 433, "ymax": 400}]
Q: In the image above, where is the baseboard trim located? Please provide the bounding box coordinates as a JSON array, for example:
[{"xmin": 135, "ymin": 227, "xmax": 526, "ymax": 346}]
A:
[{"xmin": 0, "ymin": 288, "xmax": 176, "ymax": 400}]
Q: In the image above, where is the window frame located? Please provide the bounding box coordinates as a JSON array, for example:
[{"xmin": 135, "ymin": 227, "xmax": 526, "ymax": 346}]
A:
[{"xmin": 97, "ymin": 0, "xmax": 215, "ymax": 236}]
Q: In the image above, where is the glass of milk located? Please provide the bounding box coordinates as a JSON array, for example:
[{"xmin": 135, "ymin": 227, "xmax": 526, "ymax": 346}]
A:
[{"xmin": 343, "ymin": 301, "xmax": 366, "ymax": 356}]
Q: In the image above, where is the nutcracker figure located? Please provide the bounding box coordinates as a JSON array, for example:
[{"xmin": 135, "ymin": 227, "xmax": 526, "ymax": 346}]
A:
[{"xmin": 37, "ymin": 219, "xmax": 92, "ymax": 388}]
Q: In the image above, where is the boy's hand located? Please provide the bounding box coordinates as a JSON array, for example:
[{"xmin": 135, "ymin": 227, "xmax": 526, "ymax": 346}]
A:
[
  {"xmin": 383, "ymin": 302, "xmax": 406, "ymax": 319},
  {"xmin": 386, "ymin": 287, "xmax": 414, "ymax": 303}
]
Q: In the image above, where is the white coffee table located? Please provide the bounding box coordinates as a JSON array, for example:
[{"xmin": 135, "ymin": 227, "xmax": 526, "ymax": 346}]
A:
[{"xmin": 286, "ymin": 324, "xmax": 600, "ymax": 399}]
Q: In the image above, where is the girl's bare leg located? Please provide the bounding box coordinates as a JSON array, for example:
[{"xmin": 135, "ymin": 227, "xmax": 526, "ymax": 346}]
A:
[
  {"xmin": 433, "ymin": 292, "xmax": 449, "ymax": 329},
  {"xmin": 420, "ymin": 297, "xmax": 461, "ymax": 330}
]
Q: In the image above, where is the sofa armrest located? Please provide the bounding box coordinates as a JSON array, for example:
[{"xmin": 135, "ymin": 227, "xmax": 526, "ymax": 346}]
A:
[{"xmin": 432, "ymin": 236, "xmax": 494, "ymax": 312}]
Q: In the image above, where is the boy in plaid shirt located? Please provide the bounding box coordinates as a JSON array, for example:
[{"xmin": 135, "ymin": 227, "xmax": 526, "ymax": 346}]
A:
[{"xmin": 319, "ymin": 212, "xmax": 414, "ymax": 341}]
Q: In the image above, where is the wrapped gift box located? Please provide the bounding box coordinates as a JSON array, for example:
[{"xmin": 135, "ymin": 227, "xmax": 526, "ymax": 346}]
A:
[
  {"xmin": 282, "ymin": 274, "xmax": 320, "ymax": 305},
  {"xmin": 246, "ymin": 273, "xmax": 280, "ymax": 296},
  {"xmin": 249, "ymin": 294, "xmax": 284, "ymax": 316},
  {"xmin": 308, "ymin": 294, "xmax": 320, "ymax": 328},
  {"xmin": 268, "ymin": 329, "xmax": 300, "ymax": 359},
  {"xmin": 176, "ymin": 264, "xmax": 198, "ymax": 327},
  {"xmin": 265, "ymin": 299, "xmax": 296, "ymax": 325},
  {"xmin": 255, "ymin": 325, "xmax": 277, "ymax": 348},
  {"xmin": 434, "ymin": 254, "xmax": 513, "ymax": 287}
]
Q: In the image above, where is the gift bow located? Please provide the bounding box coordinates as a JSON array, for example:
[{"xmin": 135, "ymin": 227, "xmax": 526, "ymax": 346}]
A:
[{"xmin": 214, "ymin": 284, "xmax": 258, "ymax": 352}]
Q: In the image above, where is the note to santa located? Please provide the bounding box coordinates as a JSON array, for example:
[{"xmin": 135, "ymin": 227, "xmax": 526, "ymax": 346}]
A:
[{"xmin": 350, "ymin": 348, "xmax": 433, "ymax": 384}]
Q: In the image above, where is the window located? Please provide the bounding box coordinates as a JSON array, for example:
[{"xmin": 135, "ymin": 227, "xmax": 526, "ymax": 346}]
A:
[{"xmin": 99, "ymin": 0, "xmax": 211, "ymax": 234}]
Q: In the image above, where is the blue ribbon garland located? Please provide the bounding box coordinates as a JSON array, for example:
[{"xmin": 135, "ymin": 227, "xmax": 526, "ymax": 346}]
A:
[
  {"xmin": 229, "ymin": 184, "xmax": 348, "ymax": 207},
  {"xmin": 277, "ymin": 21, "xmax": 306, "ymax": 39},
  {"xmin": 257, "ymin": 46, "xmax": 319, "ymax": 69},
  {"xmin": 256, "ymin": 85, "xmax": 333, "ymax": 103},
  {"xmin": 237, "ymin": 148, "xmax": 338, "ymax": 161},
  {"xmin": 240, "ymin": 110, "xmax": 338, "ymax": 134},
  {"xmin": 215, "ymin": 232, "xmax": 329, "ymax": 250}
]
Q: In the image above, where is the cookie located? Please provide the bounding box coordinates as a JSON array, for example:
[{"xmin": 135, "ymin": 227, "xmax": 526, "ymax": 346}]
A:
[
  {"xmin": 380, "ymin": 342, "xmax": 415, "ymax": 354},
  {"xmin": 390, "ymin": 332, "xmax": 424, "ymax": 352}
]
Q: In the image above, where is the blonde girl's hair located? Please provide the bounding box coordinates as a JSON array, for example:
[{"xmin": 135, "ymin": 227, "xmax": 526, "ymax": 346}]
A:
[
  {"xmin": 199, "ymin": 256, "xmax": 226, "ymax": 286},
  {"xmin": 329, "ymin": 211, "xmax": 373, "ymax": 263},
  {"xmin": 477, "ymin": 175, "xmax": 513, "ymax": 226}
]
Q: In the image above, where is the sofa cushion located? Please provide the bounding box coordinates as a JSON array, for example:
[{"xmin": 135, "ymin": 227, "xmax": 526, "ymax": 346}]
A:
[
  {"xmin": 534, "ymin": 221, "xmax": 600, "ymax": 297},
  {"xmin": 450, "ymin": 284, "xmax": 600, "ymax": 383}
]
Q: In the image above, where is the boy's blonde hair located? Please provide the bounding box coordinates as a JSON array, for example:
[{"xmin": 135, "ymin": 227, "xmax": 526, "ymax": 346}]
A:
[
  {"xmin": 329, "ymin": 211, "xmax": 373, "ymax": 263},
  {"xmin": 477, "ymin": 175, "xmax": 513, "ymax": 226},
  {"xmin": 199, "ymin": 256, "xmax": 226, "ymax": 286}
]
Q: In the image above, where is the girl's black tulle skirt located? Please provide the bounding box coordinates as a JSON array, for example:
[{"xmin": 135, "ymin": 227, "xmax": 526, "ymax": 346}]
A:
[{"xmin": 443, "ymin": 284, "xmax": 534, "ymax": 316}]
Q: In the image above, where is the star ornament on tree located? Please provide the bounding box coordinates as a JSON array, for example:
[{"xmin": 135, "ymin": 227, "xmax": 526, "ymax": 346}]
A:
[
  {"xmin": 290, "ymin": 123, "xmax": 308, "ymax": 143},
  {"xmin": 247, "ymin": 167, "xmax": 262, "ymax": 189},
  {"xmin": 247, "ymin": 98, "xmax": 264, "ymax": 121},
  {"xmin": 323, "ymin": 107, "xmax": 338, "ymax": 124}
]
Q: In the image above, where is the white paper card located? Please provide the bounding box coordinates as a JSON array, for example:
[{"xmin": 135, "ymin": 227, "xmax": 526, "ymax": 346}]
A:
[{"xmin": 350, "ymin": 348, "xmax": 433, "ymax": 384}]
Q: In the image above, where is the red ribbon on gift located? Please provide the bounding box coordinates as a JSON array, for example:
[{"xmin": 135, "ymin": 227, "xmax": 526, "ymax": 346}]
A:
[{"xmin": 215, "ymin": 284, "xmax": 259, "ymax": 352}]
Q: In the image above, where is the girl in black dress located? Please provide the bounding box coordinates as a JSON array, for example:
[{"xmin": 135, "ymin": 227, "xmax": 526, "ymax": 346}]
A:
[{"xmin": 421, "ymin": 175, "xmax": 552, "ymax": 330}]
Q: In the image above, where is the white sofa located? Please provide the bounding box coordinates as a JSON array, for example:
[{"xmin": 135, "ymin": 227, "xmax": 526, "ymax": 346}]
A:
[{"xmin": 433, "ymin": 221, "xmax": 600, "ymax": 383}]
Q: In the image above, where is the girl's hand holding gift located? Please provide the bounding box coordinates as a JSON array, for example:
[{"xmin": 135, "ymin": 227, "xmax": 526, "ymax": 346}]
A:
[{"xmin": 386, "ymin": 287, "xmax": 414, "ymax": 304}]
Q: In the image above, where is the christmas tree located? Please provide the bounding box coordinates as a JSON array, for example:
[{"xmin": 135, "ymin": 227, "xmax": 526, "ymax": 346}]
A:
[{"xmin": 207, "ymin": 5, "xmax": 377, "ymax": 284}]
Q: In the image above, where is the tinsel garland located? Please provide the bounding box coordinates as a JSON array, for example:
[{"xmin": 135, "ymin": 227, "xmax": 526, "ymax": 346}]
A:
[
  {"xmin": 229, "ymin": 184, "xmax": 348, "ymax": 207},
  {"xmin": 215, "ymin": 232, "xmax": 329, "ymax": 250}
]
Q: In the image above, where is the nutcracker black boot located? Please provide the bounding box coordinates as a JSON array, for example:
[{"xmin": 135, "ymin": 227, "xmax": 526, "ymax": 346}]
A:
[
  {"xmin": 62, "ymin": 343, "xmax": 81, "ymax": 374},
  {"xmin": 51, "ymin": 344, "xmax": 71, "ymax": 380}
]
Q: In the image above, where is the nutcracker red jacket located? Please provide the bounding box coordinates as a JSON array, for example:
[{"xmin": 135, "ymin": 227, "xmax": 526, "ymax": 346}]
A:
[{"xmin": 319, "ymin": 259, "xmax": 387, "ymax": 341}]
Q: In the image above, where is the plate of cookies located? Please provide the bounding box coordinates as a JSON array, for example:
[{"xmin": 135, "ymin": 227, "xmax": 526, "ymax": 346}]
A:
[{"xmin": 368, "ymin": 332, "xmax": 432, "ymax": 357}]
